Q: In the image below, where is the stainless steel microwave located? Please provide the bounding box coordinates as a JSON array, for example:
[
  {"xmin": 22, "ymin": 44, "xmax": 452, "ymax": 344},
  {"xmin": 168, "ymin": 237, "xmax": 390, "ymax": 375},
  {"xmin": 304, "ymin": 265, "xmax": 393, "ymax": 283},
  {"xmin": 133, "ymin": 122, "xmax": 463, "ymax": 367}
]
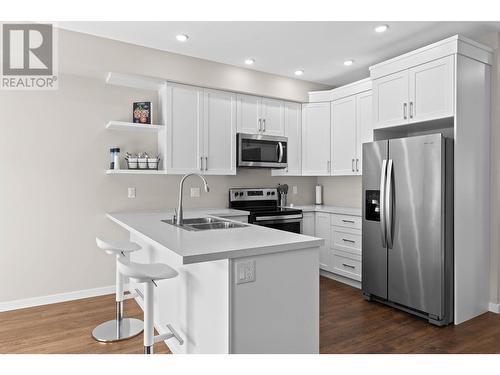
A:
[{"xmin": 237, "ymin": 133, "xmax": 288, "ymax": 168}]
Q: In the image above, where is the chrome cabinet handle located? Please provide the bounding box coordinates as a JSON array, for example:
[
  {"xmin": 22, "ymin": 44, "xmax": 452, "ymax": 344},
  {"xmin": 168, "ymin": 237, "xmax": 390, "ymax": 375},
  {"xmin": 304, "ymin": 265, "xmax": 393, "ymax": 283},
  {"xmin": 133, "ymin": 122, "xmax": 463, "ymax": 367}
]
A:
[
  {"xmin": 258, "ymin": 119, "xmax": 262, "ymax": 132},
  {"xmin": 352, "ymin": 158, "xmax": 355, "ymax": 172},
  {"xmin": 356, "ymin": 158, "xmax": 359, "ymax": 172},
  {"xmin": 386, "ymin": 159, "xmax": 394, "ymax": 249},
  {"xmin": 342, "ymin": 263, "xmax": 355, "ymax": 269},
  {"xmin": 200, "ymin": 156, "xmax": 203, "ymax": 171},
  {"xmin": 327, "ymin": 160, "xmax": 331, "ymax": 173},
  {"xmin": 410, "ymin": 101, "xmax": 414, "ymax": 119},
  {"xmin": 380, "ymin": 159, "xmax": 388, "ymax": 248},
  {"xmin": 263, "ymin": 119, "xmax": 266, "ymax": 132},
  {"xmin": 403, "ymin": 103, "xmax": 407, "ymax": 120},
  {"xmin": 205, "ymin": 156, "xmax": 208, "ymax": 171},
  {"xmin": 342, "ymin": 238, "xmax": 356, "ymax": 244},
  {"xmin": 342, "ymin": 219, "xmax": 355, "ymax": 223}
]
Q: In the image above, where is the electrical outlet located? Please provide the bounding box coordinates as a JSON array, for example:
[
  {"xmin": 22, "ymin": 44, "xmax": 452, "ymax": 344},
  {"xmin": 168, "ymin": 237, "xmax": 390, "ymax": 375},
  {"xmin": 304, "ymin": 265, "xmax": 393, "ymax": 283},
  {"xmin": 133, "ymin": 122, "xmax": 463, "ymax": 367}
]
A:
[
  {"xmin": 292, "ymin": 186, "xmax": 298, "ymax": 195},
  {"xmin": 190, "ymin": 187, "xmax": 200, "ymax": 198},
  {"xmin": 235, "ymin": 259, "xmax": 256, "ymax": 284},
  {"xmin": 128, "ymin": 187, "xmax": 136, "ymax": 199}
]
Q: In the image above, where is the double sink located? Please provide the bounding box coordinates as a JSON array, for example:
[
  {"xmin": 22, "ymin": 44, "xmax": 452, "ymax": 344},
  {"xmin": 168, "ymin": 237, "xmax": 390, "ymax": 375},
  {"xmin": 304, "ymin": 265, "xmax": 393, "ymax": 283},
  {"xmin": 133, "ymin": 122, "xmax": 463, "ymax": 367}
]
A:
[{"xmin": 162, "ymin": 217, "xmax": 248, "ymax": 231}]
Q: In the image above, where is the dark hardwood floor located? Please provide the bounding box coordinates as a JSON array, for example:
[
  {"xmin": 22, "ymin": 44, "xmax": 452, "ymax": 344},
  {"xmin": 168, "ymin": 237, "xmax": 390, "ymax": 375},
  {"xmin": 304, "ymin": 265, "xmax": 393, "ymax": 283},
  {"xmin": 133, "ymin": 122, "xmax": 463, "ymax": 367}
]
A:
[
  {"xmin": 1, "ymin": 276, "xmax": 500, "ymax": 353},
  {"xmin": 320, "ymin": 276, "xmax": 500, "ymax": 353}
]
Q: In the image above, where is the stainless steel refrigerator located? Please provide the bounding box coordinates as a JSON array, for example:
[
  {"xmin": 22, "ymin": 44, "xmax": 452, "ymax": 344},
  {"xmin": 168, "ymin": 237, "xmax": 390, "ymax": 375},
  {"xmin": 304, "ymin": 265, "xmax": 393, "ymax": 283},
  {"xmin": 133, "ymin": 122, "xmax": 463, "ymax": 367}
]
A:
[{"xmin": 362, "ymin": 133, "xmax": 453, "ymax": 326}]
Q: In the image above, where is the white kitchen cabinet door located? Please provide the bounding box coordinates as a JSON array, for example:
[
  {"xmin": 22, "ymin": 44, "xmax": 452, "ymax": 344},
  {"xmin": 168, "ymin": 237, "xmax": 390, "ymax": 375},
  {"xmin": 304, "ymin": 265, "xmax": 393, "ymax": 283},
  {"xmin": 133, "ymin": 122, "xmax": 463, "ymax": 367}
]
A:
[
  {"xmin": 272, "ymin": 102, "xmax": 301, "ymax": 176},
  {"xmin": 373, "ymin": 70, "xmax": 409, "ymax": 129},
  {"xmin": 166, "ymin": 83, "xmax": 203, "ymax": 174},
  {"xmin": 203, "ymin": 89, "xmax": 237, "ymax": 175},
  {"xmin": 236, "ymin": 94, "xmax": 261, "ymax": 134},
  {"xmin": 356, "ymin": 91, "xmax": 373, "ymax": 175},
  {"xmin": 408, "ymin": 55, "xmax": 454, "ymax": 123},
  {"xmin": 331, "ymin": 96, "xmax": 357, "ymax": 176},
  {"xmin": 315, "ymin": 212, "xmax": 332, "ymax": 271},
  {"xmin": 301, "ymin": 212, "xmax": 315, "ymax": 236},
  {"xmin": 260, "ymin": 98, "xmax": 285, "ymax": 136},
  {"xmin": 301, "ymin": 103, "xmax": 331, "ymax": 176}
]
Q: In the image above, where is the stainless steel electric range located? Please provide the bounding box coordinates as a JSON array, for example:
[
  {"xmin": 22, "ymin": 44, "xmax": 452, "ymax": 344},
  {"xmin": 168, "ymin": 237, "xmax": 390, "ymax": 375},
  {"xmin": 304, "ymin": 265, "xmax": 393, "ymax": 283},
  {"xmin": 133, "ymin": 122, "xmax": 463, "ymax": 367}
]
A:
[{"xmin": 228, "ymin": 188, "xmax": 303, "ymax": 233}]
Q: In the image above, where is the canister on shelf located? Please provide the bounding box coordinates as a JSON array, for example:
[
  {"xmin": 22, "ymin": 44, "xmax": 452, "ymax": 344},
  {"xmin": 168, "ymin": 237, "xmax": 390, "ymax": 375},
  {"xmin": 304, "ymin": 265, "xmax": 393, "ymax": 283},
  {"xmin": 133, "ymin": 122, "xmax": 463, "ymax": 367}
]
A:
[{"xmin": 110, "ymin": 148, "xmax": 121, "ymax": 170}]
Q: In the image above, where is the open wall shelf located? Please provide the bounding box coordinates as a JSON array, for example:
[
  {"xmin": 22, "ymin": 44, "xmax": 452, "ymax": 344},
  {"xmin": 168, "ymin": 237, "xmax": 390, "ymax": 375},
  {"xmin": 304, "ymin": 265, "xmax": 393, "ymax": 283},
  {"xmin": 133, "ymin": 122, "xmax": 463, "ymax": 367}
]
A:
[{"xmin": 106, "ymin": 121, "xmax": 164, "ymax": 132}]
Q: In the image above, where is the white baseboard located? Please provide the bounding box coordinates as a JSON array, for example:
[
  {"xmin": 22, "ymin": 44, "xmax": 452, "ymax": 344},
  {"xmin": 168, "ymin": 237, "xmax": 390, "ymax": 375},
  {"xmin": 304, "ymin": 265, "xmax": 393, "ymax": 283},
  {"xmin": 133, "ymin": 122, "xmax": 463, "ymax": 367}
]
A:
[
  {"xmin": 320, "ymin": 269, "xmax": 361, "ymax": 289},
  {"xmin": 489, "ymin": 302, "xmax": 500, "ymax": 314},
  {"xmin": 0, "ymin": 285, "xmax": 116, "ymax": 312}
]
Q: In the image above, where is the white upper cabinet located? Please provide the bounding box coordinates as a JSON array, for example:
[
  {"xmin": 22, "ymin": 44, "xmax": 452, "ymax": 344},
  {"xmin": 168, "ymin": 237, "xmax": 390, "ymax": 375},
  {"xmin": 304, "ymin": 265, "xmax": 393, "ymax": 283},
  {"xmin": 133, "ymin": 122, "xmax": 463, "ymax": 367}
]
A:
[
  {"xmin": 302, "ymin": 102, "xmax": 331, "ymax": 176},
  {"xmin": 408, "ymin": 55, "xmax": 454, "ymax": 123},
  {"xmin": 203, "ymin": 89, "xmax": 237, "ymax": 175},
  {"xmin": 261, "ymin": 98, "xmax": 285, "ymax": 136},
  {"xmin": 372, "ymin": 70, "xmax": 409, "ymax": 129},
  {"xmin": 356, "ymin": 91, "xmax": 373, "ymax": 175},
  {"xmin": 165, "ymin": 83, "xmax": 203, "ymax": 174},
  {"xmin": 272, "ymin": 102, "xmax": 302, "ymax": 176},
  {"xmin": 331, "ymin": 96, "xmax": 357, "ymax": 176},
  {"xmin": 165, "ymin": 83, "xmax": 235, "ymax": 175},
  {"xmin": 236, "ymin": 94, "xmax": 285, "ymax": 136},
  {"xmin": 236, "ymin": 94, "xmax": 261, "ymax": 134},
  {"xmin": 372, "ymin": 55, "xmax": 454, "ymax": 129}
]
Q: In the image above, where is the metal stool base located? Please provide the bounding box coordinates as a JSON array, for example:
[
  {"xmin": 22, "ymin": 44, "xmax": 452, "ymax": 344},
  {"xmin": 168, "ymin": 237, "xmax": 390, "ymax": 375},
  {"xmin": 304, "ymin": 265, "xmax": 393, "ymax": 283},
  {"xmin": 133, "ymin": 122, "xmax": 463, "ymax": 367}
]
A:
[{"xmin": 92, "ymin": 318, "xmax": 143, "ymax": 343}]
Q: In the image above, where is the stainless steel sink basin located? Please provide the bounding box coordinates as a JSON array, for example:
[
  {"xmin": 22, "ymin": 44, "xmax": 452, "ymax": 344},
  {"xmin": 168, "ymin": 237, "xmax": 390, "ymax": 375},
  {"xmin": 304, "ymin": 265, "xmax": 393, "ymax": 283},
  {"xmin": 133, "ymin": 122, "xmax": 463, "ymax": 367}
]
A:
[
  {"xmin": 188, "ymin": 222, "xmax": 247, "ymax": 230},
  {"xmin": 162, "ymin": 217, "xmax": 248, "ymax": 231}
]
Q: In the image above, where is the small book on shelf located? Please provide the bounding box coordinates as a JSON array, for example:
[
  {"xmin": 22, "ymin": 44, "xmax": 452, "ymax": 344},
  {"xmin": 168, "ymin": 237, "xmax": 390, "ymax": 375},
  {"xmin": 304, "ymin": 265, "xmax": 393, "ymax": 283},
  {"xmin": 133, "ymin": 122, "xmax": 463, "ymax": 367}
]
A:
[{"xmin": 132, "ymin": 101, "xmax": 153, "ymax": 124}]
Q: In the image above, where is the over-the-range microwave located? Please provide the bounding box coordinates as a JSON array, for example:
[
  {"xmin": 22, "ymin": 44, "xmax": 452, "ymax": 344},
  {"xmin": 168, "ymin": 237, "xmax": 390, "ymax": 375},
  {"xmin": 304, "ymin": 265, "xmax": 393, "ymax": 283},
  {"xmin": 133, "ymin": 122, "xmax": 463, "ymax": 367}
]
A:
[{"xmin": 237, "ymin": 133, "xmax": 288, "ymax": 168}]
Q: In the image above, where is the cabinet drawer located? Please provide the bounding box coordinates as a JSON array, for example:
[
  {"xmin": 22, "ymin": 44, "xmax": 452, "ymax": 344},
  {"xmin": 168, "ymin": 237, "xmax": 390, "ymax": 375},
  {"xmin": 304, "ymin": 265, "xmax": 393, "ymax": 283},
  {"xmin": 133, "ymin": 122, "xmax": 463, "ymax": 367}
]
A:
[
  {"xmin": 331, "ymin": 214, "xmax": 361, "ymax": 229},
  {"xmin": 332, "ymin": 252, "xmax": 361, "ymax": 281},
  {"xmin": 332, "ymin": 228, "xmax": 361, "ymax": 256}
]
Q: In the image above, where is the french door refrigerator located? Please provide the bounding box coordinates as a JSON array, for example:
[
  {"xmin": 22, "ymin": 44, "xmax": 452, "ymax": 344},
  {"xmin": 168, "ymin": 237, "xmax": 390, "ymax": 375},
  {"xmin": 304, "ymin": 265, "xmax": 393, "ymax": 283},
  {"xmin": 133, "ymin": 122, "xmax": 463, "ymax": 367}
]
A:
[{"xmin": 362, "ymin": 133, "xmax": 453, "ymax": 326}]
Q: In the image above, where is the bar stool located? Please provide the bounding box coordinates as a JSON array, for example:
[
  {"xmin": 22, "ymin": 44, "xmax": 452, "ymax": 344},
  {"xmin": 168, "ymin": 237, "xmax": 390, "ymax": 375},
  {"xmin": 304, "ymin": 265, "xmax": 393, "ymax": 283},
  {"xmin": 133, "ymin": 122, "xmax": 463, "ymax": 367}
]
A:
[
  {"xmin": 117, "ymin": 257, "xmax": 183, "ymax": 354},
  {"xmin": 92, "ymin": 237, "xmax": 144, "ymax": 342}
]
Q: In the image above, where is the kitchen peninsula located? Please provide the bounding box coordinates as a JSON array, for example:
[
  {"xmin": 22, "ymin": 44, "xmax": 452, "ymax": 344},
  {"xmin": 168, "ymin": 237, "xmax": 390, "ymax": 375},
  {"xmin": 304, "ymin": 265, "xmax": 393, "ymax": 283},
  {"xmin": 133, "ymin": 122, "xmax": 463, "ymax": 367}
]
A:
[{"xmin": 107, "ymin": 209, "xmax": 323, "ymax": 354}]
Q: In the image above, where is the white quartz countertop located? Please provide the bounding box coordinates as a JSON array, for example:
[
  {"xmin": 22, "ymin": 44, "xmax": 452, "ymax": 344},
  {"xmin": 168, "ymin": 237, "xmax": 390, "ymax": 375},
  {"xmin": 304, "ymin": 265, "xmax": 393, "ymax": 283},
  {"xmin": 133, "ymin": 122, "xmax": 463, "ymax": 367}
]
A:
[
  {"xmin": 286, "ymin": 205, "xmax": 362, "ymax": 216},
  {"xmin": 107, "ymin": 209, "xmax": 323, "ymax": 265}
]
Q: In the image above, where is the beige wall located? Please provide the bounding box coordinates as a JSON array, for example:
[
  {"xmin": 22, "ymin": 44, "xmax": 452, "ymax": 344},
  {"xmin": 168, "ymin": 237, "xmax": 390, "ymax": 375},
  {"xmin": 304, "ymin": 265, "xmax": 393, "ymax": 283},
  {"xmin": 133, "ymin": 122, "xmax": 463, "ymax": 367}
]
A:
[
  {"xmin": 0, "ymin": 29, "xmax": 329, "ymax": 303},
  {"xmin": 317, "ymin": 177, "xmax": 362, "ymax": 208}
]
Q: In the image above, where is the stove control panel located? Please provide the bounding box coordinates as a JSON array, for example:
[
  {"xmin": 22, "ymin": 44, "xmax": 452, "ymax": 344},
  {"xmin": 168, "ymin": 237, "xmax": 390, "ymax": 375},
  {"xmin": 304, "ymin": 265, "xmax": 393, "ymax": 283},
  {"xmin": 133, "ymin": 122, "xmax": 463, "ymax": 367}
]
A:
[{"xmin": 229, "ymin": 188, "xmax": 278, "ymax": 202}]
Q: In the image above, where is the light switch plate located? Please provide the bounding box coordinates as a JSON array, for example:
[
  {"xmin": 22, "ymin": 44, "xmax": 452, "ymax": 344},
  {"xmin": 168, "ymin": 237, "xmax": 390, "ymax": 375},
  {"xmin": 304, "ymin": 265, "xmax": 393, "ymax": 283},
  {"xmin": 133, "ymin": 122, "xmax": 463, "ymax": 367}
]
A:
[
  {"xmin": 190, "ymin": 187, "xmax": 200, "ymax": 198},
  {"xmin": 235, "ymin": 259, "xmax": 256, "ymax": 284},
  {"xmin": 292, "ymin": 186, "xmax": 298, "ymax": 195},
  {"xmin": 128, "ymin": 187, "xmax": 136, "ymax": 199}
]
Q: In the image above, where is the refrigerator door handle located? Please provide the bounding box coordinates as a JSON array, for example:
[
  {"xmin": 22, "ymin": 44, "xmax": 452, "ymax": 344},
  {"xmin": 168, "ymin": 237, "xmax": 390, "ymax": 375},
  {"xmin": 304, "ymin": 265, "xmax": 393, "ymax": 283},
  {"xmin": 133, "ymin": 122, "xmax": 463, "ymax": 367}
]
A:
[
  {"xmin": 380, "ymin": 159, "xmax": 388, "ymax": 248},
  {"xmin": 386, "ymin": 159, "xmax": 394, "ymax": 249}
]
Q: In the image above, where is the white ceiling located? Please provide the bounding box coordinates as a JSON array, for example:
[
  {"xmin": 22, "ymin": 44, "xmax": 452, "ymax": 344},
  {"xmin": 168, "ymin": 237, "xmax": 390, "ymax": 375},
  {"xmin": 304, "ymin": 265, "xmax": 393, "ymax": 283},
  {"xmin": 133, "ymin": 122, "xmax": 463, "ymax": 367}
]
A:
[{"xmin": 58, "ymin": 21, "xmax": 500, "ymax": 86}]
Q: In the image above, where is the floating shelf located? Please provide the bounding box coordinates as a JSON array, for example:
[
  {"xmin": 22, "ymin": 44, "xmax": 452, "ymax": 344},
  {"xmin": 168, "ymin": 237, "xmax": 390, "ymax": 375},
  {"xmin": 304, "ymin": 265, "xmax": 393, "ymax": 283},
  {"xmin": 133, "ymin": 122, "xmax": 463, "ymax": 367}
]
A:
[
  {"xmin": 106, "ymin": 72, "xmax": 165, "ymax": 91},
  {"xmin": 106, "ymin": 169, "xmax": 166, "ymax": 175},
  {"xmin": 106, "ymin": 121, "xmax": 164, "ymax": 132}
]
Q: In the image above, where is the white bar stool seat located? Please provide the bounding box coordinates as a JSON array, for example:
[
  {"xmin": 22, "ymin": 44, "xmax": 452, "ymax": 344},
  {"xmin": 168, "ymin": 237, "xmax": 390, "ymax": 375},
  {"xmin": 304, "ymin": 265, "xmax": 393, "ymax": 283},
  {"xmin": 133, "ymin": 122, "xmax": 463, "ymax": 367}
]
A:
[
  {"xmin": 92, "ymin": 237, "xmax": 144, "ymax": 343},
  {"xmin": 117, "ymin": 258, "xmax": 183, "ymax": 354}
]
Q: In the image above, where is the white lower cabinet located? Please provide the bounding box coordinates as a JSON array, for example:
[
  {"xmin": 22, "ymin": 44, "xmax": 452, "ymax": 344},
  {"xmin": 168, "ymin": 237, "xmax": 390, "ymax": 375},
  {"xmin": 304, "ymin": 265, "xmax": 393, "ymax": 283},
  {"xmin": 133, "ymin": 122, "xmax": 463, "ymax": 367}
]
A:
[
  {"xmin": 307, "ymin": 211, "xmax": 362, "ymax": 283},
  {"xmin": 301, "ymin": 212, "xmax": 315, "ymax": 236},
  {"xmin": 315, "ymin": 212, "xmax": 332, "ymax": 271}
]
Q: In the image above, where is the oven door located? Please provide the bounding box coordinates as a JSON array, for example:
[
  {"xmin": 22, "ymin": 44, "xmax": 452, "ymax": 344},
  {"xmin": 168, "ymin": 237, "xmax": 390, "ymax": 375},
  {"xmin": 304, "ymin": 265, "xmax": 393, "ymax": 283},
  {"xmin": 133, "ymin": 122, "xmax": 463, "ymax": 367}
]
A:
[
  {"xmin": 238, "ymin": 133, "xmax": 288, "ymax": 168},
  {"xmin": 252, "ymin": 214, "xmax": 302, "ymax": 234}
]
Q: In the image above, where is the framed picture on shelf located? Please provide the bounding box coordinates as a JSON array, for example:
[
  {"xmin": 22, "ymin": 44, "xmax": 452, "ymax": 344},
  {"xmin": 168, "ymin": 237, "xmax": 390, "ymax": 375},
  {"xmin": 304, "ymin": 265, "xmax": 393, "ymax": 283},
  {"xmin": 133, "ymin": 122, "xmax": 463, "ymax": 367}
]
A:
[{"xmin": 132, "ymin": 101, "xmax": 153, "ymax": 124}]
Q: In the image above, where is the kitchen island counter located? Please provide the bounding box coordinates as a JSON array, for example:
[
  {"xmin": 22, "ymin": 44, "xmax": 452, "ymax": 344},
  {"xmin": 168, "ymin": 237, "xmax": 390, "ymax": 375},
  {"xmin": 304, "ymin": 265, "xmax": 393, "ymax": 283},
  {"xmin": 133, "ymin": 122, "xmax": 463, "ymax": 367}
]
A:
[{"xmin": 107, "ymin": 209, "xmax": 322, "ymax": 354}]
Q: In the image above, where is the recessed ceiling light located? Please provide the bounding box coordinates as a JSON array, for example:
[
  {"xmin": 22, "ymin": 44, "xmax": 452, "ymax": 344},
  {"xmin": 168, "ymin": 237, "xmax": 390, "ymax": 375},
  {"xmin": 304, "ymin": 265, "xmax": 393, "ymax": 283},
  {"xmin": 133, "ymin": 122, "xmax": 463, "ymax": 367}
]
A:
[
  {"xmin": 375, "ymin": 24, "xmax": 389, "ymax": 33},
  {"xmin": 344, "ymin": 60, "xmax": 354, "ymax": 66},
  {"xmin": 294, "ymin": 70, "xmax": 304, "ymax": 76},
  {"xmin": 176, "ymin": 34, "xmax": 189, "ymax": 42},
  {"xmin": 245, "ymin": 59, "xmax": 255, "ymax": 65}
]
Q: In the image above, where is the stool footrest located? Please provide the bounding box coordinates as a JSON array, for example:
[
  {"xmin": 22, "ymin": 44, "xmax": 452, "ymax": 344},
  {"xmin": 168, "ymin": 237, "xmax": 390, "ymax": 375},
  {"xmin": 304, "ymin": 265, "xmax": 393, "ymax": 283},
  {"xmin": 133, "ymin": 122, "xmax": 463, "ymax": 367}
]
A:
[
  {"xmin": 154, "ymin": 324, "xmax": 184, "ymax": 345},
  {"xmin": 123, "ymin": 291, "xmax": 138, "ymax": 301}
]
